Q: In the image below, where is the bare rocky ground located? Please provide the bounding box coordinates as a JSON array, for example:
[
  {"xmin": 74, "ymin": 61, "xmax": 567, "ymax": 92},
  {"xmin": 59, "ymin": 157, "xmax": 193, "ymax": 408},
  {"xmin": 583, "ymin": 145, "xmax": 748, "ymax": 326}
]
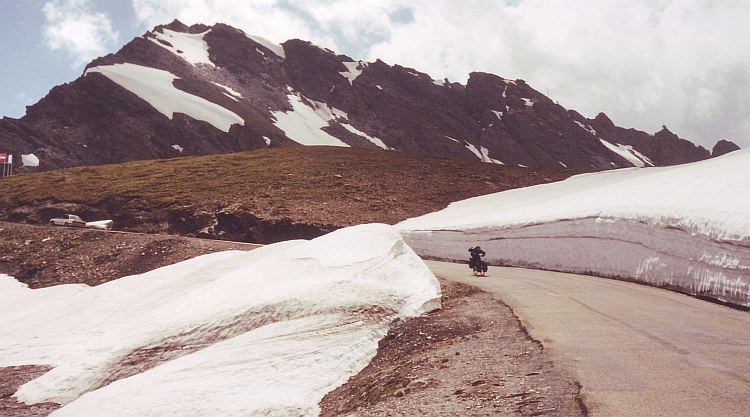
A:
[
  {"xmin": 320, "ymin": 280, "xmax": 585, "ymax": 417},
  {"xmin": 0, "ymin": 221, "xmax": 258, "ymax": 289},
  {"xmin": 0, "ymin": 221, "xmax": 585, "ymax": 416}
]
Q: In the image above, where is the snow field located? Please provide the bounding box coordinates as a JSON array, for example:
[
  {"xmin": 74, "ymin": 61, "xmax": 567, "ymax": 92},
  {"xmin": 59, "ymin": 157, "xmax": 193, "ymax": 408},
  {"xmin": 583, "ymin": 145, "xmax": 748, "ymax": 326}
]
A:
[
  {"xmin": 397, "ymin": 150, "xmax": 750, "ymax": 307},
  {"xmin": 86, "ymin": 63, "xmax": 245, "ymax": 133},
  {"xmin": 245, "ymin": 34, "xmax": 286, "ymax": 58},
  {"xmin": 574, "ymin": 119, "xmax": 653, "ymax": 167},
  {"xmin": 600, "ymin": 138, "xmax": 654, "ymax": 167},
  {"xmin": 464, "ymin": 141, "xmax": 503, "ymax": 164},
  {"xmin": 272, "ymin": 92, "xmax": 350, "ymax": 147},
  {"xmin": 147, "ymin": 29, "xmax": 215, "ymax": 67},
  {"xmin": 340, "ymin": 61, "xmax": 366, "ymax": 85},
  {"xmin": 272, "ymin": 90, "xmax": 390, "ymax": 149},
  {"xmin": 213, "ymin": 82, "xmax": 243, "ymax": 101},
  {"xmin": 341, "ymin": 123, "xmax": 390, "ymax": 150},
  {"xmin": 0, "ymin": 224, "xmax": 441, "ymax": 416}
]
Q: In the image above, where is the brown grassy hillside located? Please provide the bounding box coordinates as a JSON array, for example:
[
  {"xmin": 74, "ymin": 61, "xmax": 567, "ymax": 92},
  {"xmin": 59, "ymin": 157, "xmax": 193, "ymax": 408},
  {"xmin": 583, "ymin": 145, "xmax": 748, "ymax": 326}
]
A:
[{"xmin": 0, "ymin": 147, "xmax": 576, "ymax": 242}]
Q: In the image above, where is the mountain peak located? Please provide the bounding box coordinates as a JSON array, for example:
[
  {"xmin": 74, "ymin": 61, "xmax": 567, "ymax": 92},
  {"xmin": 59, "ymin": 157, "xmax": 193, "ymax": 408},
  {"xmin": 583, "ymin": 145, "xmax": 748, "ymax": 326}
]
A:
[
  {"xmin": 158, "ymin": 19, "xmax": 210, "ymax": 34},
  {"xmin": 711, "ymin": 139, "xmax": 741, "ymax": 157},
  {"xmin": 659, "ymin": 124, "xmax": 672, "ymax": 133},
  {"xmin": 593, "ymin": 112, "xmax": 615, "ymax": 128},
  {"xmin": 0, "ymin": 21, "xmax": 721, "ymax": 172}
]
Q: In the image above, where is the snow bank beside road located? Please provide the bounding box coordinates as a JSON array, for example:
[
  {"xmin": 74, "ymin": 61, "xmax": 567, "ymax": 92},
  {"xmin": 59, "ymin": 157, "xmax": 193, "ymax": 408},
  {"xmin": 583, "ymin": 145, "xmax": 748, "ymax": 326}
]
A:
[
  {"xmin": 397, "ymin": 150, "xmax": 750, "ymax": 307},
  {"xmin": 85, "ymin": 219, "xmax": 113, "ymax": 230},
  {"xmin": 0, "ymin": 224, "xmax": 440, "ymax": 416}
]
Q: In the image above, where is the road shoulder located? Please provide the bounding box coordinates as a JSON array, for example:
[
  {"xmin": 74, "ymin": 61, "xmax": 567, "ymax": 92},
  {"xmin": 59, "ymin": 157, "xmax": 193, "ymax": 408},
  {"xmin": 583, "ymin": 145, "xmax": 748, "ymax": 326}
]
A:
[{"xmin": 320, "ymin": 278, "xmax": 586, "ymax": 416}]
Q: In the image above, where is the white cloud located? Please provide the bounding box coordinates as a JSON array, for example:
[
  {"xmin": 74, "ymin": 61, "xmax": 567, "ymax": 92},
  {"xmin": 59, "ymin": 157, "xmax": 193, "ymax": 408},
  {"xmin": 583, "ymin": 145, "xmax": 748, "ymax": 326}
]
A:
[
  {"xmin": 131, "ymin": 0, "xmax": 409, "ymax": 60},
  {"xmin": 43, "ymin": 0, "xmax": 119, "ymax": 68},
  {"xmin": 366, "ymin": 0, "xmax": 750, "ymax": 148},
  {"xmin": 132, "ymin": 0, "xmax": 328, "ymax": 50},
  {"xmin": 129, "ymin": 0, "xmax": 749, "ymax": 149}
]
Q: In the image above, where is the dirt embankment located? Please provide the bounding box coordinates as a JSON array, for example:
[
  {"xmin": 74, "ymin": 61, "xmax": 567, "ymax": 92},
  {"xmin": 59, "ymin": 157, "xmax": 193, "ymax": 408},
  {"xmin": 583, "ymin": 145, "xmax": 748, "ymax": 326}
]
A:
[
  {"xmin": 0, "ymin": 221, "xmax": 257, "ymax": 288},
  {"xmin": 0, "ymin": 222, "xmax": 585, "ymax": 416},
  {"xmin": 0, "ymin": 147, "xmax": 577, "ymax": 245}
]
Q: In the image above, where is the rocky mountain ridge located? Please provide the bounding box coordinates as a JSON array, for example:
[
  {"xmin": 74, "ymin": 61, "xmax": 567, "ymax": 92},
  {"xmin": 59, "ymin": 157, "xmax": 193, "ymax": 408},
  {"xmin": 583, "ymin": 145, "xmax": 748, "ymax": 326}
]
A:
[{"xmin": 0, "ymin": 20, "xmax": 739, "ymax": 172}]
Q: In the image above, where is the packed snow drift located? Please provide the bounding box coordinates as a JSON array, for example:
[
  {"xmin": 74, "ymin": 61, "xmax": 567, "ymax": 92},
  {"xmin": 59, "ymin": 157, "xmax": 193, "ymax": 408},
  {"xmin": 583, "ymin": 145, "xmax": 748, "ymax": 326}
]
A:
[
  {"xmin": 397, "ymin": 150, "xmax": 750, "ymax": 307},
  {"xmin": 0, "ymin": 224, "xmax": 440, "ymax": 416}
]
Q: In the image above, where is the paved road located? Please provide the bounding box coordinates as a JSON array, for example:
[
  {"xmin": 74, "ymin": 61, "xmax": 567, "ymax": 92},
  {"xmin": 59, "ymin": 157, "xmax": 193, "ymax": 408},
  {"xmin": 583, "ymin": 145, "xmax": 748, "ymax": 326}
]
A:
[{"xmin": 426, "ymin": 261, "xmax": 750, "ymax": 417}]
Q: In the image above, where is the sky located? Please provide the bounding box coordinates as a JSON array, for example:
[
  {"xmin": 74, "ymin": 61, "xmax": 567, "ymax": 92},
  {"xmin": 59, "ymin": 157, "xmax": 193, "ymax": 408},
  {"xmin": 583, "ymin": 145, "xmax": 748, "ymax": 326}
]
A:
[{"xmin": 1, "ymin": 0, "xmax": 748, "ymax": 149}]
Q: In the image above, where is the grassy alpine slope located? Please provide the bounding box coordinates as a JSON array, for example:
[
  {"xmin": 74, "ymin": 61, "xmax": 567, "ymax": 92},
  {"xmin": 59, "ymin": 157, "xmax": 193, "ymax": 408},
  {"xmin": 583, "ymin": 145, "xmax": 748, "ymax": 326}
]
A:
[{"xmin": 0, "ymin": 147, "xmax": 576, "ymax": 242}]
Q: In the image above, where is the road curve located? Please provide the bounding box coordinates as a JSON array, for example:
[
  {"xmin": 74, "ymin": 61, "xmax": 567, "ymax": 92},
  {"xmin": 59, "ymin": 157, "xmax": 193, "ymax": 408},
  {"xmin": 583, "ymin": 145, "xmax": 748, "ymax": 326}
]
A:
[{"xmin": 426, "ymin": 260, "xmax": 750, "ymax": 417}]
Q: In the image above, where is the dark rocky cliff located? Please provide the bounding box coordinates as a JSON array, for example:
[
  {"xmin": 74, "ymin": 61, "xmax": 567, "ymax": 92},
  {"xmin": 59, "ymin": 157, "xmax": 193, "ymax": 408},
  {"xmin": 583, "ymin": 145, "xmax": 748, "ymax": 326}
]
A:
[{"xmin": 0, "ymin": 20, "xmax": 735, "ymax": 172}]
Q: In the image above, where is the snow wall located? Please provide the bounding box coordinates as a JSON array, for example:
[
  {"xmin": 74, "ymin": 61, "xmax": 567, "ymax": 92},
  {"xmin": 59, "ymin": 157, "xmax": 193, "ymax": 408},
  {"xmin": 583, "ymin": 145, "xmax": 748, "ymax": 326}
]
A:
[
  {"xmin": 0, "ymin": 223, "xmax": 440, "ymax": 416},
  {"xmin": 397, "ymin": 150, "xmax": 750, "ymax": 308}
]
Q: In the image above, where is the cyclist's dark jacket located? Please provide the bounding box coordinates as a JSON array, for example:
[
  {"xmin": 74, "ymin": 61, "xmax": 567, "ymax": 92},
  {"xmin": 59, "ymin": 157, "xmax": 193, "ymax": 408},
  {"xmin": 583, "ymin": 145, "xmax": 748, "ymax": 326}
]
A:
[{"xmin": 468, "ymin": 247, "xmax": 485, "ymax": 263}]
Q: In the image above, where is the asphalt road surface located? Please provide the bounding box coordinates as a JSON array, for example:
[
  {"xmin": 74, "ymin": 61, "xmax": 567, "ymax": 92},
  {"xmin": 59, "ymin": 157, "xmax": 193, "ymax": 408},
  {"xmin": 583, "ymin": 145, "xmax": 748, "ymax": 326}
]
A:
[{"xmin": 426, "ymin": 260, "xmax": 750, "ymax": 417}]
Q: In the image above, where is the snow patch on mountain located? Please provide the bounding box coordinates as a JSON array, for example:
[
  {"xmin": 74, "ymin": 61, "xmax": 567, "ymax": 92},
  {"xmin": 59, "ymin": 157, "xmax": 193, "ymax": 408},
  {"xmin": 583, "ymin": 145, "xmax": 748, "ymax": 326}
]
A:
[
  {"xmin": 481, "ymin": 146, "xmax": 504, "ymax": 164},
  {"xmin": 340, "ymin": 61, "xmax": 366, "ymax": 85},
  {"xmin": 213, "ymin": 82, "xmax": 242, "ymax": 99},
  {"xmin": 331, "ymin": 108, "xmax": 348, "ymax": 120},
  {"xmin": 86, "ymin": 63, "xmax": 244, "ymax": 133},
  {"xmin": 600, "ymin": 139, "xmax": 654, "ymax": 168},
  {"xmin": 574, "ymin": 120, "xmax": 597, "ymax": 136},
  {"xmin": 573, "ymin": 119, "xmax": 653, "ymax": 167},
  {"xmin": 245, "ymin": 34, "xmax": 285, "ymax": 58},
  {"xmin": 148, "ymin": 29, "xmax": 214, "ymax": 67},
  {"xmin": 222, "ymin": 93, "xmax": 239, "ymax": 102},
  {"xmin": 272, "ymin": 92, "xmax": 349, "ymax": 147},
  {"xmin": 397, "ymin": 150, "xmax": 750, "ymax": 307},
  {"xmin": 1, "ymin": 224, "xmax": 441, "ymax": 415},
  {"xmin": 464, "ymin": 141, "xmax": 503, "ymax": 164},
  {"xmin": 464, "ymin": 141, "xmax": 483, "ymax": 160},
  {"xmin": 310, "ymin": 98, "xmax": 347, "ymax": 124},
  {"xmin": 21, "ymin": 154, "xmax": 39, "ymax": 167},
  {"xmin": 341, "ymin": 123, "xmax": 390, "ymax": 150}
]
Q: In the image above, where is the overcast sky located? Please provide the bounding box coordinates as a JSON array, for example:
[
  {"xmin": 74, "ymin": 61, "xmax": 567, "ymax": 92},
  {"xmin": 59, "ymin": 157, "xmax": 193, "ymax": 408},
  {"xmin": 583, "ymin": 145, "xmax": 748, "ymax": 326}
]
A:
[{"xmin": 1, "ymin": 0, "xmax": 748, "ymax": 149}]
